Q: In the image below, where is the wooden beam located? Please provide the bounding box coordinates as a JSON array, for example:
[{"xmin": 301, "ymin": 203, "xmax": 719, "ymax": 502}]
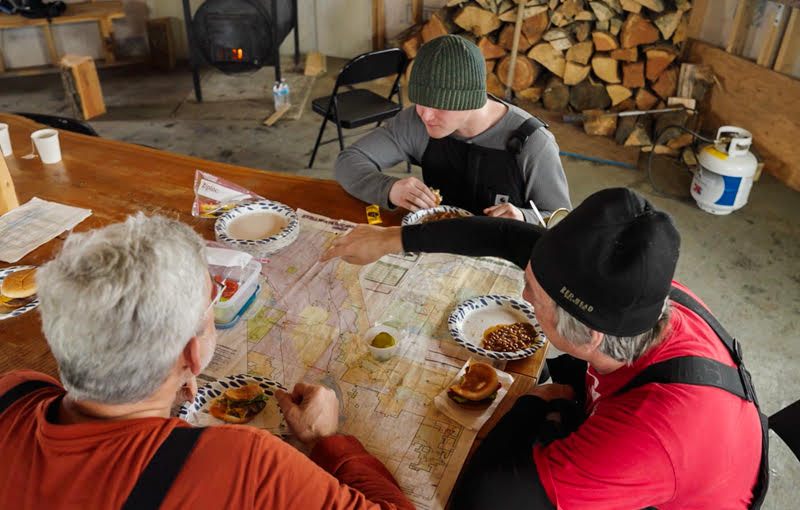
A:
[
  {"xmin": 757, "ymin": 2, "xmax": 790, "ymax": 68},
  {"xmin": 0, "ymin": 42, "xmax": 5, "ymax": 73},
  {"xmin": 97, "ymin": 17, "xmax": 116, "ymax": 63},
  {"xmin": 412, "ymin": 0, "xmax": 424, "ymax": 25},
  {"xmin": 774, "ymin": 7, "xmax": 800, "ymax": 74},
  {"xmin": 0, "ymin": 154, "xmax": 19, "ymax": 215},
  {"xmin": 42, "ymin": 23, "xmax": 59, "ymax": 64},
  {"xmin": 372, "ymin": 0, "xmax": 386, "ymax": 50},
  {"xmin": 726, "ymin": 0, "xmax": 757, "ymax": 55},
  {"xmin": 688, "ymin": 0, "xmax": 709, "ymax": 39}
]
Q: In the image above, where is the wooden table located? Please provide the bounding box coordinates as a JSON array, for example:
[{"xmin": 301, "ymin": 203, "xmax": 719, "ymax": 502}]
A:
[{"xmin": 0, "ymin": 110, "xmax": 547, "ymax": 462}]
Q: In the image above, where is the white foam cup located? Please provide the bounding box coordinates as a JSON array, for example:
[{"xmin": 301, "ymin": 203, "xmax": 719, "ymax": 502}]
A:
[
  {"xmin": 31, "ymin": 129, "xmax": 61, "ymax": 164},
  {"xmin": 0, "ymin": 123, "xmax": 12, "ymax": 157}
]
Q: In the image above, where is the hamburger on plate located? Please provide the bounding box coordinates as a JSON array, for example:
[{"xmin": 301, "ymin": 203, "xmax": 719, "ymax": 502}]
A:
[
  {"xmin": 447, "ymin": 362, "xmax": 501, "ymax": 410},
  {"xmin": 0, "ymin": 268, "xmax": 38, "ymax": 311}
]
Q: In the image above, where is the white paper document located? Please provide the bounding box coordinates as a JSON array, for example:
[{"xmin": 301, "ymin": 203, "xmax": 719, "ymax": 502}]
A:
[{"xmin": 0, "ymin": 197, "xmax": 92, "ymax": 263}]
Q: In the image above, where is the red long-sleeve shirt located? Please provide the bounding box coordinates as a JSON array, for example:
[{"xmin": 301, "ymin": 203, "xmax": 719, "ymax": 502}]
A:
[{"xmin": 0, "ymin": 370, "xmax": 414, "ymax": 510}]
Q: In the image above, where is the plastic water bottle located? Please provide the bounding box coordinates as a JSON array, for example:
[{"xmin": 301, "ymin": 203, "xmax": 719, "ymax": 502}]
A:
[
  {"xmin": 272, "ymin": 81, "xmax": 284, "ymax": 109},
  {"xmin": 279, "ymin": 78, "xmax": 291, "ymax": 107}
]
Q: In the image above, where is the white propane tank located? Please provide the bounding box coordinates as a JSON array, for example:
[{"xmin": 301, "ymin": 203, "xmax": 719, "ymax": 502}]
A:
[{"xmin": 690, "ymin": 126, "xmax": 757, "ymax": 215}]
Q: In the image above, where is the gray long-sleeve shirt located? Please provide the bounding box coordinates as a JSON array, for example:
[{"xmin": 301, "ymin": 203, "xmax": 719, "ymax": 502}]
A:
[{"xmin": 334, "ymin": 99, "xmax": 571, "ymax": 222}]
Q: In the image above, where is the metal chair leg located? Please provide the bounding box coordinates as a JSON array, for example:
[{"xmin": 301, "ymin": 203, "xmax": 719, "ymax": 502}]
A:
[
  {"xmin": 335, "ymin": 119, "xmax": 345, "ymax": 151},
  {"xmin": 308, "ymin": 116, "xmax": 329, "ymax": 168}
]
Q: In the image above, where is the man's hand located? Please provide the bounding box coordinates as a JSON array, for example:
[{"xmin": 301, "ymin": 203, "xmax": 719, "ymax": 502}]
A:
[
  {"xmin": 276, "ymin": 383, "xmax": 339, "ymax": 445},
  {"xmin": 483, "ymin": 203, "xmax": 524, "ymax": 221},
  {"xmin": 389, "ymin": 177, "xmax": 438, "ymax": 211},
  {"xmin": 528, "ymin": 383, "xmax": 576, "ymax": 402},
  {"xmin": 320, "ymin": 225, "xmax": 403, "ymax": 265}
]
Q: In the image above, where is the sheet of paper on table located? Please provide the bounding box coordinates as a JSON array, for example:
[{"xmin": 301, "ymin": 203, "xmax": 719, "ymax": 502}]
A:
[
  {"xmin": 198, "ymin": 209, "xmax": 526, "ymax": 510},
  {"xmin": 0, "ymin": 197, "xmax": 92, "ymax": 263}
]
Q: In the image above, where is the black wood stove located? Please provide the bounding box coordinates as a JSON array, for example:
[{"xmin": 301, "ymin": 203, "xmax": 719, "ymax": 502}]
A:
[{"xmin": 182, "ymin": 0, "xmax": 299, "ymax": 102}]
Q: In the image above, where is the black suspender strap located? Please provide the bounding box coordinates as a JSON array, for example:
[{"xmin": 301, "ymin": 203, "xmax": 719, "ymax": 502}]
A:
[
  {"xmin": 617, "ymin": 356, "xmax": 748, "ymax": 400},
  {"xmin": 120, "ymin": 426, "xmax": 206, "ymax": 510},
  {"xmin": 0, "ymin": 380, "xmax": 58, "ymax": 416},
  {"xmin": 506, "ymin": 116, "xmax": 548, "ymax": 154}
]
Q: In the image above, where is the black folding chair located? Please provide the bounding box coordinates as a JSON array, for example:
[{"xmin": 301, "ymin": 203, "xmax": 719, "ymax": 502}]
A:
[
  {"xmin": 770, "ymin": 398, "xmax": 800, "ymax": 463},
  {"xmin": 307, "ymin": 47, "xmax": 407, "ymax": 168},
  {"xmin": 14, "ymin": 112, "xmax": 99, "ymax": 137}
]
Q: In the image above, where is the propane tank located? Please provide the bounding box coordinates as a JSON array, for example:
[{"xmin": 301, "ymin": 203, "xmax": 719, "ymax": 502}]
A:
[{"xmin": 690, "ymin": 126, "xmax": 757, "ymax": 215}]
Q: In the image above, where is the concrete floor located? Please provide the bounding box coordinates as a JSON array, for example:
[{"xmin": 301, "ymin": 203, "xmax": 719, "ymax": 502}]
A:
[{"xmin": 2, "ymin": 59, "xmax": 798, "ymax": 507}]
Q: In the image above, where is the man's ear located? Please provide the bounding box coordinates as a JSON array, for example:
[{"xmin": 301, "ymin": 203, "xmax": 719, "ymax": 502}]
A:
[
  {"xmin": 182, "ymin": 337, "xmax": 203, "ymax": 376},
  {"xmin": 588, "ymin": 330, "xmax": 605, "ymax": 352}
]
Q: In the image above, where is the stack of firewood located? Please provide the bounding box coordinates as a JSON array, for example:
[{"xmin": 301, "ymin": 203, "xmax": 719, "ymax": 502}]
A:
[{"xmin": 394, "ymin": 0, "xmax": 696, "ymax": 149}]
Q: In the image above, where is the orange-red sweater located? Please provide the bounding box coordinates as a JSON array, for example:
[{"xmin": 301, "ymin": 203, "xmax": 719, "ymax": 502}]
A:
[{"xmin": 0, "ymin": 370, "xmax": 415, "ymax": 510}]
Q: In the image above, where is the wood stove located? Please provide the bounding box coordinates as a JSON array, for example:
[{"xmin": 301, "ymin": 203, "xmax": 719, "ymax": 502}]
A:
[{"xmin": 182, "ymin": 0, "xmax": 299, "ymax": 102}]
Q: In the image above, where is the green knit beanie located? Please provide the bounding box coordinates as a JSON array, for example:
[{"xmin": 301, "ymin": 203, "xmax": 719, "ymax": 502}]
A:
[{"xmin": 408, "ymin": 35, "xmax": 487, "ymax": 111}]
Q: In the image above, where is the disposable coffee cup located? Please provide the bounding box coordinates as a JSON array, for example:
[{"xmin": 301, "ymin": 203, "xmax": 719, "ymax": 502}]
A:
[
  {"xmin": 546, "ymin": 208, "xmax": 569, "ymax": 229},
  {"xmin": 0, "ymin": 123, "xmax": 11, "ymax": 157},
  {"xmin": 31, "ymin": 129, "xmax": 61, "ymax": 164}
]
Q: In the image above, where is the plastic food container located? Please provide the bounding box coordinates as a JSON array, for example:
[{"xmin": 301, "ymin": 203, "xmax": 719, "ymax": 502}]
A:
[
  {"xmin": 211, "ymin": 259, "xmax": 261, "ymax": 325},
  {"xmin": 365, "ymin": 325, "xmax": 401, "ymax": 362}
]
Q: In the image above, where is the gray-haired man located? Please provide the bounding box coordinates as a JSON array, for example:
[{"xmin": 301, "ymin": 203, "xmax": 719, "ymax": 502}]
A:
[{"xmin": 0, "ymin": 214, "xmax": 413, "ymax": 509}]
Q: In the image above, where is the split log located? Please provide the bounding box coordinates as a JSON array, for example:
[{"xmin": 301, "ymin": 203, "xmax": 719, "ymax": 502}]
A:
[
  {"xmin": 596, "ymin": 20, "xmax": 610, "ymax": 31},
  {"xmin": 645, "ymin": 46, "xmax": 678, "ymax": 81},
  {"xmin": 667, "ymin": 132, "xmax": 694, "ymax": 149},
  {"xmin": 543, "ymin": 76, "xmax": 571, "ymax": 111},
  {"xmin": 613, "ymin": 98, "xmax": 637, "ymax": 110},
  {"xmin": 478, "ymin": 36, "xmax": 508, "ymax": 60},
  {"xmin": 615, "ymin": 115, "xmax": 638, "ymax": 144},
  {"xmin": 675, "ymin": 0, "xmax": 692, "ymax": 11},
  {"xmin": 609, "ymin": 17, "xmax": 624, "ymax": 36},
  {"xmin": 573, "ymin": 21, "xmax": 592, "ymax": 41},
  {"xmin": 486, "ymin": 59, "xmax": 496, "ymax": 73},
  {"xmin": 454, "ymin": 5, "xmax": 502, "ymax": 36},
  {"xmin": 497, "ymin": 54, "xmax": 540, "ymax": 90},
  {"xmin": 592, "ymin": 31, "xmax": 619, "ymax": 51},
  {"xmin": 575, "ymin": 11, "xmax": 596, "ymax": 21},
  {"xmin": 590, "ymin": 2, "xmax": 615, "ymax": 21},
  {"xmin": 672, "ymin": 15, "xmax": 689, "ymax": 44},
  {"xmin": 566, "ymin": 41, "xmax": 594, "ymax": 64},
  {"xmin": 551, "ymin": 37, "xmax": 575, "ymax": 52},
  {"xmin": 606, "ymin": 84, "xmax": 633, "ymax": 105},
  {"xmin": 677, "ymin": 63, "xmax": 714, "ymax": 103},
  {"xmin": 635, "ymin": 87, "xmax": 659, "ymax": 109},
  {"xmin": 620, "ymin": 13, "xmax": 660, "ymax": 48},
  {"xmin": 583, "ymin": 109, "xmax": 617, "ymax": 136},
  {"xmin": 624, "ymin": 124, "xmax": 653, "ymax": 146},
  {"xmin": 569, "ymin": 78, "xmax": 612, "ymax": 110},
  {"xmin": 499, "ymin": 24, "xmax": 533, "ymax": 52},
  {"xmin": 591, "ymin": 54, "xmax": 621, "ymax": 83},
  {"xmin": 499, "ymin": 5, "xmax": 548, "ymax": 22},
  {"xmin": 549, "ymin": 0, "xmax": 560, "ymax": 10},
  {"xmin": 544, "ymin": 28, "xmax": 570, "ymax": 42},
  {"xmin": 486, "ymin": 72, "xmax": 506, "ymax": 97},
  {"xmin": 604, "ymin": 0, "xmax": 624, "ymax": 14},
  {"xmin": 559, "ymin": 0, "xmax": 585, "ymax": 19},
  {"xmin": 517, "ymin": 85, "xmax": 544, "ymax": 101},
  {"xmin": 622, "ymin": 61, "xmax": 645, "ymax": 87},
  {"xmin": 651, "ymin": 66, "xmax": 678, "ymax": 99},
  {"xmin": 620, "ymin": 0, "xmax": 642, "ymax": 13},
  {"xmin": 551, "ymin": 10, "xmax": 572, "ymax": 27},
  {"xmin": 528, "ymin": 42, "xmax": 567, "ymax": 78},
  {"xmin": 654, "ymin": 145, "xmax": 679, "ymax": 156},
  {"xmin": 667, "ymin": 96, "xmax": 696, "ymax": 109},
  {"xmin": 682, "ymin": 146, "xmax": 697, "ymax": 167},
  {"xmin": 610, "ymin": 47, "xmax": 638, "ymax": 61},
  {"xmin": 521, "ymin": 12, "xmax": 550, "ymax": 45},
  {"xmin": 632, "ymin": 0, "xmax": 664, "ymax": 12},
  {"xmin": 422, "ymin": 12, "xmax": 452, "ymax": 42},
  {"xmin": 564, "ymin": 61, "xmax": 592, "ymax": 85},
  {"xmin": 655, "ymin": 11, "xmax": 682, "ymax": 40},
  {"xmin": 653, "ymin": 109, "xmax": 689, "ymax": 144}
]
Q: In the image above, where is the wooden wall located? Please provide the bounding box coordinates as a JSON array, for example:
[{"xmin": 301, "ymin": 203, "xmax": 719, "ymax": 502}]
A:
[{"xmin": 687, "ymin": 39, "xmax": 800, "ymax": 191}]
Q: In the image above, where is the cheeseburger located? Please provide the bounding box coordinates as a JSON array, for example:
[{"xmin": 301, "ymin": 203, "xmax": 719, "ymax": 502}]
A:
[
  {"xmin": 0, "ymin": 268, "xmax": 38, "ymax": 310},
  {"xmin": 209, "ymin": 383, "xmax": 269, "ymax": 424},
  {"xmin": 447, "ymin": 362, "xmax": 501, "ymax": 410}
]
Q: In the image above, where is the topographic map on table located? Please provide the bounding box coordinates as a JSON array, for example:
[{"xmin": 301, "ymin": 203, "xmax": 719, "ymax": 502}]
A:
[{"xmin": 200, "ymin": 210, "xmax": 525, "ymax": 509}]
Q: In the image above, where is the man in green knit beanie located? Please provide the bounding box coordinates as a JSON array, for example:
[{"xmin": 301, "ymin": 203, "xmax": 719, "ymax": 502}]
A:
[{"xmin": 334, "ymin": 34, "xmax": 570, "ymax": 223}]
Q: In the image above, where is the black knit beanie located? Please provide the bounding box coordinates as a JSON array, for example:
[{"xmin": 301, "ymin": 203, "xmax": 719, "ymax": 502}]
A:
[
  {"xmin": 408, "ymin": 35, "xmax": 487, "ymax": 111},
  {"xmin": 530, "ymin": 188, "xmax": 681, "ymax": 337}
]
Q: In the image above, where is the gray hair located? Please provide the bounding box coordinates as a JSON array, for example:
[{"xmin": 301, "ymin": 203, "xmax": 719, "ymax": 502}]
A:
[
  {"xmin": 37, "ymin": 213, "xmax": 209, "ymax": 404},
  {"xmin": 554, "ymin": 300, "xmax": 672, "ymax": 364}
]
